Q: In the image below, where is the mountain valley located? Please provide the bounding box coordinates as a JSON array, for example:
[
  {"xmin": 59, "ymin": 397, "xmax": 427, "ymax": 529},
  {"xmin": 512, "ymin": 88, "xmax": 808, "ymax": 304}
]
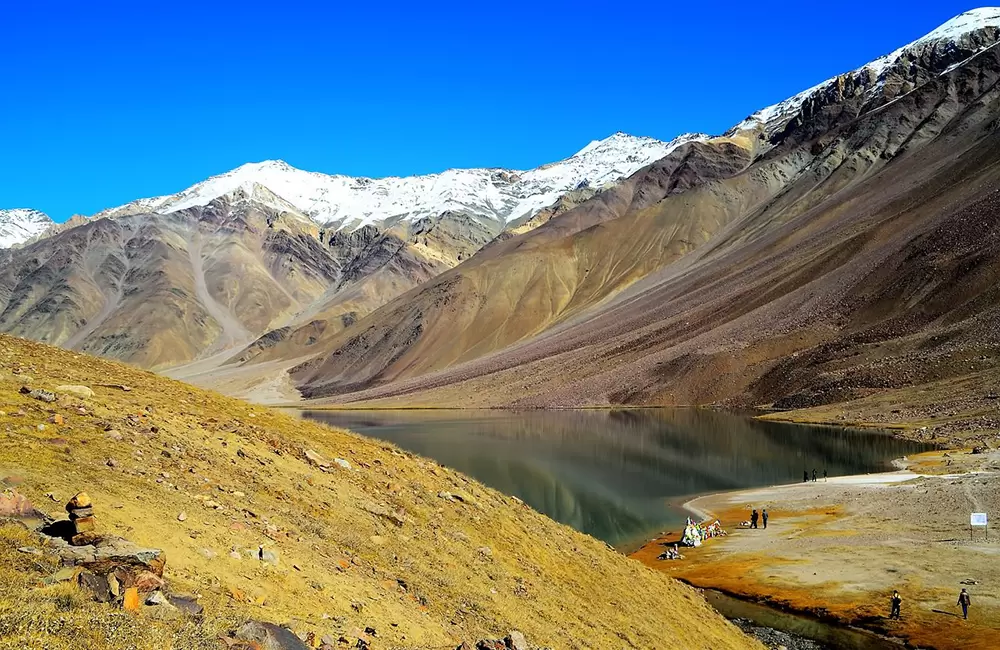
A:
[{"xmin": 6, "ymin": 10, "xmax": 1000, "ymax": 442}]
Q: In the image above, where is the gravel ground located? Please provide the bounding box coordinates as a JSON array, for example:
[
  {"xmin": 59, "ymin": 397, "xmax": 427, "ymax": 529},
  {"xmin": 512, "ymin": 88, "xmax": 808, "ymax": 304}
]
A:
[{"xmin": 731, "ymin": 619, "xmax": 826, "ymax": 650}]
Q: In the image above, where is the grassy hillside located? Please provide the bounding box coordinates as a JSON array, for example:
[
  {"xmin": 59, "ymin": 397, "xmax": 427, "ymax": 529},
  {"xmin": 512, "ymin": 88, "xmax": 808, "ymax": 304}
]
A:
[{"xmin": 0, "ymin": 334, "xmax": 757, "ymax": 649}]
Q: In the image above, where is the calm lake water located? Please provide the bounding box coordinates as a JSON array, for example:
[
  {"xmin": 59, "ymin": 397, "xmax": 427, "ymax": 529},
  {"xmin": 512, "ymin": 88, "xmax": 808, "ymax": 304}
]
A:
[{"xmin": 301, "ymin": 409, "xmax": 930, "ymax": 548}]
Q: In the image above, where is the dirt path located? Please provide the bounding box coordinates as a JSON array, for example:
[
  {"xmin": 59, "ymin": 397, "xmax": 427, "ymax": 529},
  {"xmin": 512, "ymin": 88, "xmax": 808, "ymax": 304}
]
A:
[{"xmin": 631, "ymin": 449, "xmax": 1000, "ymax": 650}]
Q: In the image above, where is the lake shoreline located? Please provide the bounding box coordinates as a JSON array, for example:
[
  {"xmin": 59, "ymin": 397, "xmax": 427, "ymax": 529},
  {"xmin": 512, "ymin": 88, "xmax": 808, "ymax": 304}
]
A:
[
  {"xmin": 295, "ymin": 403, "xmax": 975, "ymax": 451},
  {"xmin": 630, "ymin": 449, "xmax": 1000, "ymax": 650}
]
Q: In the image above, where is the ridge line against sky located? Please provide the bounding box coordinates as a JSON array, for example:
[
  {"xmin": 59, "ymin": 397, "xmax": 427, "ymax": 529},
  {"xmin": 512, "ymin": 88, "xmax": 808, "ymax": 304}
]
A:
[{"xmin": 0, "ymin": 0, "xmax": 986, "ymax": 222}]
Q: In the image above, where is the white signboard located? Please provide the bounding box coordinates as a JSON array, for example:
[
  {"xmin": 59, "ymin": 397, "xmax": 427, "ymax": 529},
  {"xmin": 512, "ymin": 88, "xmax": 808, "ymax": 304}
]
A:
[{"xmin": 971, "ymin": 513, "xmax": 988, "ymax": 526}]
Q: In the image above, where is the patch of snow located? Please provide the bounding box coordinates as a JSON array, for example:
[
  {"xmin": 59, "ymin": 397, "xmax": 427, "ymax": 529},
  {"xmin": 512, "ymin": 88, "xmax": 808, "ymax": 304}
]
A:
[{"xmin": 0, "ymin": 209, "xmax": 55, "ymax": 248}]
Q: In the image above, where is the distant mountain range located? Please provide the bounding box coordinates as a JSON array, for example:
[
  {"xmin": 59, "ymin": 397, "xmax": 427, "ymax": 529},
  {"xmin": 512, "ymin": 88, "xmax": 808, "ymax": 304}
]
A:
[
  {"xmin": 6, "ymin": 8, "xmax": 1000, "ymax": 428},
  {"xmin": 0, "ymin": 132, "xmax": 700, "ymax": 249}
]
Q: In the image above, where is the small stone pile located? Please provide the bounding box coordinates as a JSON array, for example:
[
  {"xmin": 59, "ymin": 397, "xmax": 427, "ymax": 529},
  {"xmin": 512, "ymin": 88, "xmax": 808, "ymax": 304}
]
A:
[{"xmin": 66, "ymin": 492, "xmax": 97, "ymax": 544}]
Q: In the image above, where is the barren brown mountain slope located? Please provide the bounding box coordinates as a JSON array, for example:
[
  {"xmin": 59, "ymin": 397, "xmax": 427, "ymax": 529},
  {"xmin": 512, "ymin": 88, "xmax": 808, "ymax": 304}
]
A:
[
  {"xmin": 0, "ymin": 192, "xmax": 459, "ymax": 371},
  {"xmin": 290, "ymin": 139, "xmax": 754, "ymax": 395},
  {"xmin": 0, "ymin": 334, "xmax": 758, "ymax": 649},
  {"xmin": 290, "ymin": 40, "xmax": 1000, "ymax": 438}
]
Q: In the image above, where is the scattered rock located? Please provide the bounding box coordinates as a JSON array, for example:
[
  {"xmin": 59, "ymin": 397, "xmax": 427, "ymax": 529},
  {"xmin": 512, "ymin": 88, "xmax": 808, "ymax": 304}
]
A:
[
  {"xmin": 43, "ymin": 567, "xmax": 78, "ymax": 585},
  {"xmin": 258, "ymin": 545, "xmax": 279, "ymax": 566},
  {"xmin": 505, "ymin": 631, "xmax": 529, "ymax": 650},
  {"xmin": 235, "ymin": 620, "xmax": 310, "ymax": 650},
  {"xmin": 334, "ymin": 458, "xmax": 351, "ymax": 470},
  {"xmin": 167, "ymin": 593, "xmax": 204, "ymax": 617},
  {"xmin": 96, "ymin": 383, "xmax": 131, "ymax": 392},
  {"xmin": 56, "ymin": 385, "xmax": 94, "ymax": 399},
  {"xmin": 177, "ymin": 511, "xmax": 187, "ymax": 522},
  {"xmin": 26, "ymin": 389, "xmax": 56, "ymax": 403},
  {"xmin": 0, "ymin": 490, "xmax": 42, "ymax": 519},
  {"xmin": 78, "ymin": 571, "xmax": 114, "ymax": 603},
  {"xmin": 304, "ymin": 449, "xmax": 331, "ymax": 469},
  {"xmin": 361, "ymin": 501, "xmax": 405, "ymax": 527},
  {"xmin": 145, "ymin": 590, "xmax": 169, "ymax": 606},
  {"xmin": 48, "ymin": 414, "xmax": 64, "ymax": 425}
]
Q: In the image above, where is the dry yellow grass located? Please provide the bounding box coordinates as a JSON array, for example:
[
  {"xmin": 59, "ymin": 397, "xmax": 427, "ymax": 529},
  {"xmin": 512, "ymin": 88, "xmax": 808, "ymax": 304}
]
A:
[{"xmin": 0, "ymin": 334, "xmax": 758, "ymax": 649}]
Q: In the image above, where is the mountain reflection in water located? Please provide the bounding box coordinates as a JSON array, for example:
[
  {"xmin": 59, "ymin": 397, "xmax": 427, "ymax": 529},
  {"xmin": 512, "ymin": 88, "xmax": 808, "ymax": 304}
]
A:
[{"xmin": 301, "ymin": 409, "xmax": 930, "ymax": 547}]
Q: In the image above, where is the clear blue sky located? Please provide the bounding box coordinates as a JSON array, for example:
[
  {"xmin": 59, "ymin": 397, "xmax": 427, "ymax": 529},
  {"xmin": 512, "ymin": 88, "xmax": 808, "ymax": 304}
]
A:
[{"xmin": 0, "ymin": 0, "xmax": 984, "ymax": 221}]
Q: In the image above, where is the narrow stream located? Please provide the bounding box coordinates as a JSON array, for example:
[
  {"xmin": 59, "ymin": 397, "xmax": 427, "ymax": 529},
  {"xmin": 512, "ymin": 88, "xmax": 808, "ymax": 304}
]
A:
[{"xmin": 705, "ymin": 590, "xmax": 902, "ymax": 650}]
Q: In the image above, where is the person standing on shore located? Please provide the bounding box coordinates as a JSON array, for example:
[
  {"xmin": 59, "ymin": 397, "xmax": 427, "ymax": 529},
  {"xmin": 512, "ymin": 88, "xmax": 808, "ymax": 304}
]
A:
[
  {"xmin": 890, "ymin": 590, "xmax": 902, "ymax": 620},
  {"xmin": 804, "ymin": 470, "xmax": 809, "ymax": 483},
  {"xmin": 823, "ymin": 469, "xmax": 828, "ymax": 482},
  {"xmin": 762, "ymin": 508, "xmax": 769, "ymax": 529},
  {"xmin": 750, "ymin": 509, "xmax": 759, "ymax": 529},
  {"xmin": 812, "ymin": 469, "xmax": 817, "ymax": 482},
  {"xmin": 958, "ymin": 588, "xmax": 971, "ymax": 619}
]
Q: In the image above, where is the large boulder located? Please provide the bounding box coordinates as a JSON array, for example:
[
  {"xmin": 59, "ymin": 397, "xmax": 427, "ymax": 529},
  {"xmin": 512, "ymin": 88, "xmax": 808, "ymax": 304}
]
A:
[{"xmin": 56, "ymin": 385, "xmax": 94, "ymax": 399}]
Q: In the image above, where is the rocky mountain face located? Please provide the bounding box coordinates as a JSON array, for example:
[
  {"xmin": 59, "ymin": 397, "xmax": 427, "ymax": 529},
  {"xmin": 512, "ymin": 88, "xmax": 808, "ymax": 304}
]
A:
[
  {"xmin": 0, "ymin": 134, "xmax": 680, "ymax": 369},
  {"xmin": 285, "ymin": 9, "xmax": 1000, "ymax": 427},
  {"xmin": 0, "ymin": 209, "xmax": 54, "ymax": 248}
]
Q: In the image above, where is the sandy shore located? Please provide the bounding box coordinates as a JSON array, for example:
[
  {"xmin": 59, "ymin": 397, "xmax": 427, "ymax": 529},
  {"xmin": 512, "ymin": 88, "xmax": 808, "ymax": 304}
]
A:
[{"xmin": 631, "ymin": 449, "xmax": 1000, "ymax": 650}]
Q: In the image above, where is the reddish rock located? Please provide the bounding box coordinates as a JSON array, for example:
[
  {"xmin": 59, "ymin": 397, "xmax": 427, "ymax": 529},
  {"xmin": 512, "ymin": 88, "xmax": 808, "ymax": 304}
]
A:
[
  {"xmin": 0, "ymin": 490, "xmax": 39, "ymax": 518},
  {"xmin": 132, "ymin": 571, "xmax": 165, "ymax": 592}
]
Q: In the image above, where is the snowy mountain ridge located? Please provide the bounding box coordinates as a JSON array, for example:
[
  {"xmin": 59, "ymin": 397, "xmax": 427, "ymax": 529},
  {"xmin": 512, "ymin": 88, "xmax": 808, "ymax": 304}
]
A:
[
  {"xmin": 94, "ymin": 131, "xmax": 707, "ymax": 232},
  {"xmin": 728, "ymin": 7, "xmax": 1000, "ymax": 139},
  {"xmin": 0, "ymin": 209, "xmax": 55, "ymax": 249}
]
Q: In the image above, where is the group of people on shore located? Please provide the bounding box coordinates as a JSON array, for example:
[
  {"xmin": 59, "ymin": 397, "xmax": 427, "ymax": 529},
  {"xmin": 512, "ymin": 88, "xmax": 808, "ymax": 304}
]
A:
[
  {"xmin": 749, "ymin": 508, "xmax": 768, "ymax": 529},
  {"xmin": 803, "ymin": 468, "xmax": 828, "ymax": 482},
  {"xmin": 889, "ymin": 588, "xmax": 973, "ymax": 621}
]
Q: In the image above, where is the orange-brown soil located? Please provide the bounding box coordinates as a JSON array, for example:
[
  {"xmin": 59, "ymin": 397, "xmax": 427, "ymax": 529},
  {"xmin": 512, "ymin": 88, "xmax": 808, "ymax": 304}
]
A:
[{"xmin": 631, "ymin": 450, "xmax": 1000, "ymax": 650}]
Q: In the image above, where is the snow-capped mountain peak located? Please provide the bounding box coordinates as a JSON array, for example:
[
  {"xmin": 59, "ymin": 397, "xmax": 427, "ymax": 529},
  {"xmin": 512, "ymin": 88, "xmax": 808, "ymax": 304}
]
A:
[
  {"xmin": 728, "ymin": 7, "xmax": 1000, "ymax": 139},
  {"xmin": 0, "ymin": 209, "xmax": 55, "ymax": 248},
  {"xmin": 95, "ymin": 132, "xmax": 705, "ymax": 232}
]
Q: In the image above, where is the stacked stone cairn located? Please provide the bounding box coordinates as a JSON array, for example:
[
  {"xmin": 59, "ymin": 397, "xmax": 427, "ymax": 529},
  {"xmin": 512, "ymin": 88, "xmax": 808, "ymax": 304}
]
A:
[{"xmin": 67, "ymin": 492, "xmax": 97, "ymax": 544}]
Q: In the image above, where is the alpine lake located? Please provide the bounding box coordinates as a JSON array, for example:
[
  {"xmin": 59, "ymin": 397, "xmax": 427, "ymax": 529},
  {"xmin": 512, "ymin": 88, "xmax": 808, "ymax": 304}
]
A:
[{"xmin": 301, "ymin": 408, "xmax": 931, "ymax": 549}]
